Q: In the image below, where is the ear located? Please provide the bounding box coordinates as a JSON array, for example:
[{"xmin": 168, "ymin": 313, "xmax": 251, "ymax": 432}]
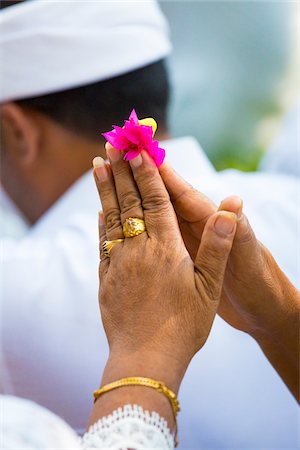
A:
[{"xmin": 1, "ymin": 102, "xmax": 40, "ymax": 167}]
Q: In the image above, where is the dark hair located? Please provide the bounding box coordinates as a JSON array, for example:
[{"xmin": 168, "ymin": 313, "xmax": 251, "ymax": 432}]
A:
[
  {"xmin": 16, "ymin": 61, "xmax": 170, "ymax": 140},
  {"xmin": 0, "ymin": 1, "xmax": 25, "ymax": 8},
  {"xmin": 1, "ymin": 1, "xmax": 170, "ymax": 140}
]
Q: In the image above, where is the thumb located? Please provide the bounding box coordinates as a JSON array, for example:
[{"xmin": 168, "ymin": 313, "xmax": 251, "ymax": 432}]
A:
[{"xmin": 194, "ymin": 211, "xmax": 237, "ymax": 301}]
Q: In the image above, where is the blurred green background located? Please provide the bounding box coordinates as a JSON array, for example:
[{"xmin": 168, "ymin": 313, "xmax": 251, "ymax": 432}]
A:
[{"xmin": 160, "ymin": 1, "xmax": 298, "ymax": 171}]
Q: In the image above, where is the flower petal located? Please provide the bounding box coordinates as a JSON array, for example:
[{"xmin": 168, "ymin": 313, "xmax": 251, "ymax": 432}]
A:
[
  {"xmin": 129, "ymin": 109, "xmax": 139, "ymax": 125},
  {"xmin": 123, "ymin": 121, "xmax": 141, "ymax": 145},
  {"xmin": 124, "ymin": 149, "xmax": 141, "ymax": 161},
  {"xmin": 102, "ymin": 110, "xmax": 166, "ymax": 167},
  {"xmin": 147, "ymin": 139, "xmax": 159, "ymax": 157},
  {"xmin": 138, "ymin": 125, "xmax": 153, "ymax": 147},
  {"xmin": 153, "ymin": 147, "xmax": 166, "ymax": 167},
  {"xmin": 102, "ymin": 128, "xmax": 130, "ymax": 150}
]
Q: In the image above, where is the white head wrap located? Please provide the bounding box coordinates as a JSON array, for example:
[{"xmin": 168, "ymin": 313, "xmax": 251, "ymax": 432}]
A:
[{"xmin": 0, "ymin": 0, "xmax": 171, "ymax": 102}]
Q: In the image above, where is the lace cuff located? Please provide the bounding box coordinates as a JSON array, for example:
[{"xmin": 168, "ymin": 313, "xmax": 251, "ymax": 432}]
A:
[{"xmin": 81, "ymin": 404, "xmax": 174, "ymax": 449}]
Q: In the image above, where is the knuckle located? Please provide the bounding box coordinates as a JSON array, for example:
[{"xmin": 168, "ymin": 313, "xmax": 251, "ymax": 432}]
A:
[
  {"xmin": 135, "ymin": 164, "xmax": 155, "ymax": 180},
  {"xmin": 135, "ymin": 170, "xmax": 169, "ymax": 200},
  {"xmin": 112, "ymin": 163, "xmax": 130, "ymax": 178},
  {"xmin": 142, "ymin": 188, "xmax": 170, "ymax": 211},
  {"xmin": 105, "ymin": 207, "xmax": 121, "ymax": 231},
  {"xmin": 144, "ymin": 210, "xmax": 172, "ymax": 235},
  {"xmin": 201, "ymin": 259, "xmax": 219, "ymax": 284},
  {"xmin": 118, "ymin": 189, "xmax": 142, "ymax": 214},
  {"xmin": 198, "ymin": 266, "xmax": 221, "ymax": 302},
  {"xmin": 203, "ymin": 242, "xmax": 228, "ymax": 265},
  {"xmin": 100, "ymin": 182, "xmax": 113, "ymax": 198},
  {"xmin": 197, "ymin": 246, "xmax": 227, "ymax": 288}
]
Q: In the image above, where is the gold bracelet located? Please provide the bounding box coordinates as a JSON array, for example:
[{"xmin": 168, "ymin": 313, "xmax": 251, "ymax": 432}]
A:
[{"xmin": 93, "ymin": 376, "xmax": 180, "ymax": 447}]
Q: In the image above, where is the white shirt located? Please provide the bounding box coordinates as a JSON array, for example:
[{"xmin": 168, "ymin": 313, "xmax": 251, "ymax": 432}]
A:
[
  {"xmin": 1, "ymin": 136, "xmax": 299, "ymax": 448},
  {"xmin": 260, "ymin": 101, "xmax": 300, "ymax": 177},
  {"xmin": 1, "ymin": 396, "xmax": 173, "ymax": 450},
  {"xmin": 2, "ymin": 395, "xmax": 80, "ymax": 449}
]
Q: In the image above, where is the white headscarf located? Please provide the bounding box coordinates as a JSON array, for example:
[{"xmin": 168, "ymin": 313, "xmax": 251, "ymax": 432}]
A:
[{"xmin": 0, "ymin": 0, "xmax": 171, "ymax": 102}]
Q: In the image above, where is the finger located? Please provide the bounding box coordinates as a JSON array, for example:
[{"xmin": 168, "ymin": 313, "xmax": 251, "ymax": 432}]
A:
[
  {"xmin": 129, "ymin": 151, "xmax": 180, "ymax": 239},
  {"xmin": 218, "ymin": 195, "xmax": 243, "ymax": 219},
  {"xmin": 98, "ymin": 211, "xmax": 109, "ymax": 277},
  {"xmin": 98, "ymin": 211, "xmax": 107, "ymax": 252},
  {"xmin": 106, "ymin": 143, "xmax": 144, "ymax": 225},
  {"xmin": 159, "ymin": 160, "xmax": 216, "ymax": 222},
  {"xmin": 218, "ymin": 196, "xmax": 257, "ymax": 249},
  {"xmin": 194, "ymin": 211, "xmax": 237, "ymax": 302},
  {"xmin": 218, "ymin": 196, "xmax": 262, "ymax": 274},
  {"xmin": 93, "ymin": 156, "xmax": 123, "ymax": 240}
]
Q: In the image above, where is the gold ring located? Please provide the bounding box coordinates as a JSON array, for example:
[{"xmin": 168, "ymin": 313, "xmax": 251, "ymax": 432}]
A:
[
  {"xmin": 102, "ymin": 239, "xmax": 124, "ymax": 257},
  {"xmin": 123, "ymin": 217, "xmax": 146, "ymax": 238}
]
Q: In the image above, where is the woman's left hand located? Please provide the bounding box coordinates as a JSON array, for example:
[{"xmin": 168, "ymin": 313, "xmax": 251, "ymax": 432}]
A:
[
  {"xmin": 93, "ymin": 145, "xmax": 237, "ymax": 388},
  {"xmin": 159, "ymin": 161, "xmax": 299, "ymax": 401}
]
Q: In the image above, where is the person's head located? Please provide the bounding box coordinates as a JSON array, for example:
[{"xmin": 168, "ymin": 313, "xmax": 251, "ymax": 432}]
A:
[{"xmin": 0, "ymin": 0, "xmax": 171, "ymax": 224}]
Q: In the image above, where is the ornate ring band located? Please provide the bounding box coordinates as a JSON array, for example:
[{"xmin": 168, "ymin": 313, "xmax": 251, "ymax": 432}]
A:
[{"xmin": 102, "ymin": 239, "xmax": 124, "ymax": 258}]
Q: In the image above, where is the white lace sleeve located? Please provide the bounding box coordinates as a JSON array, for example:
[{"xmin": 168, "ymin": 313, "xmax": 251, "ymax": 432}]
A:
[{"xmin": 81, "ymin": 404, "xmax": 174, "ymax": 449}]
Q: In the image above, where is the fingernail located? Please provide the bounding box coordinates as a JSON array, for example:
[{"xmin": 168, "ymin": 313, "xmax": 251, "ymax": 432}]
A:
[
  {"xmin": 130, "ymin": 153, "xmax": 143, "ymax": 168},
  {"xmin": 93, "ymin": 157, "xmax": 108, "ymax": 181},
  {"xmin": 219, "ymin": 195, "xmax": 243, "ymax": 219},
  {"xmin": 214, "ymin": 212, "xmax": 237, "ymax": 237},
  {"xmin": 234, "ymin": 197, "xmax": 243, "ymax": 219},
  {"xmin": 106, "ymin": 145, "xmax": 122, "ymax": 162}
]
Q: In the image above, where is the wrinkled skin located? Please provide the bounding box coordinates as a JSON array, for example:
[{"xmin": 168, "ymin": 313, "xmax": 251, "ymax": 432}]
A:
[
  {"xmin": 159, "ymin": 161, "xmax": 299, "ymax": 401},
  {"xmin": 89, "ymin": 145, "xmax": 238, "ymax": 433},
  {"xmin": 94, "ymin": 146, "xmax": 237, "ymax": 376}
]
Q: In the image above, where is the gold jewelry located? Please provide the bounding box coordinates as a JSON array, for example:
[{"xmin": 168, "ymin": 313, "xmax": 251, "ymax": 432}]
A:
[
  {"xmin": 123, "ymin": 217, "xmax": 146, "ymax": 238},
  {"xmin": 102, "ymin": 239, "xmax": 124, "ymax": 257},
  {"xmin": 93, "ymin": 376, "xmax": 180, "ymax": 447}
]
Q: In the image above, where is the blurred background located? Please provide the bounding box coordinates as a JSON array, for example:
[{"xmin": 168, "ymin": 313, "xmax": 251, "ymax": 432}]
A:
[
  {"xmin": 160, "ymin": 0, "xmax": 299, "ymax": 170},
  {"xmin": 0, "ymin": 0, "xmax": 299, "ymax": 238}
]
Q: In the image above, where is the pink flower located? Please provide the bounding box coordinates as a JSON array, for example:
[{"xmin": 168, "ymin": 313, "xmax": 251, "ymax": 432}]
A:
[{"xmin": 102, "ymin": 109, "xmax": 166, "ymax": 167}]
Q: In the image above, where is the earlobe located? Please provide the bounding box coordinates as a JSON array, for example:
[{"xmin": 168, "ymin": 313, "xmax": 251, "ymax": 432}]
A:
[{"xmin": 1, "ymin": 102, "xmax": 40, "ymax": 166}]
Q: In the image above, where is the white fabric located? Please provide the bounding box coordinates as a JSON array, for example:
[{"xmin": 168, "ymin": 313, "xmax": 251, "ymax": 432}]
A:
[
  {"xmin": 260, "ymin": 101, "xmax": 300, "ymax": 177},
  {"xmin": 82, "ymin": 404, "xmax": 173, "ymax": 449},
  {"xmin": 1, "ymin": 395, "xmax": 80, "ymax": 449},
  {"xmin": 1, "ymin": 396, "xmax": 172, "ymax": 450},
  {"xmin": 0, "ymin": 0, "xmax": 171, "ymax": 102},
  {"xmin": 1, "ymin": 137, "xmax": 299, "ymax": 448},
  {"xmin": 0, "ymin": 188, "xmax": 28, "ymax": 239}
]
